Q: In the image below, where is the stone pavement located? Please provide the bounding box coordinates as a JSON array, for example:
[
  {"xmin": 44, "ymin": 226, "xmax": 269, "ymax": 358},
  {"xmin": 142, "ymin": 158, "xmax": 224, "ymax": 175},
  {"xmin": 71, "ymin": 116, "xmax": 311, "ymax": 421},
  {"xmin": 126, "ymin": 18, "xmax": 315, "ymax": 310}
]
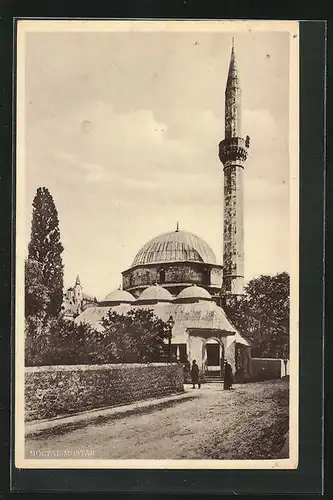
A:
[
  {"xmin": 26, "ymin": 385, "xmax": 200, "ymax": 439},
  {"xmin": 25, "ymin": 380, "xmax": 289, "ymax": 460}
]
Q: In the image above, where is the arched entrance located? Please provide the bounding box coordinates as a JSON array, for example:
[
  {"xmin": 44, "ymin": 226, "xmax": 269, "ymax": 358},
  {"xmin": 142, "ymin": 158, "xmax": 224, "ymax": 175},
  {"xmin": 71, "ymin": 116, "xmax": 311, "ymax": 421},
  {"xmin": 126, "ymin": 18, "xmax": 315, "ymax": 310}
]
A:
[{"xmin": 202, "ymin": 337, "xmax": 225, "ymax": 374}]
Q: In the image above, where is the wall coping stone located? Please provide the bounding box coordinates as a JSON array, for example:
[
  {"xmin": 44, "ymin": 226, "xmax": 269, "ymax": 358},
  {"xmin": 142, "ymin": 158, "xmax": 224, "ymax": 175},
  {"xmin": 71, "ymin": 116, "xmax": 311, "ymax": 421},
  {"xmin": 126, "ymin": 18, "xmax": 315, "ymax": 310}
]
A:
[
  {"xmin": 252, "ymin": 358, "xmax": 288, "ymax": 362},
  {"xmin": 25, "ymin": 363, "xmax": 180, "ymax": 373}
]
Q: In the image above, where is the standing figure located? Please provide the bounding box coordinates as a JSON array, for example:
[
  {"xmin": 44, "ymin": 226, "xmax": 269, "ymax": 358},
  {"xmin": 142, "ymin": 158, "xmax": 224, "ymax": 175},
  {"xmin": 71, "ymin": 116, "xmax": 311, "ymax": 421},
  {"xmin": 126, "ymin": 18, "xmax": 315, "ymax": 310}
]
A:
[
  {"xmin": 190, "ymin": 360, "xmax": 201, "ymax": 389},
  {"xmin": 223, "ymin": 360, "xmax": 234, "ymax": 390},
  {"xmin": 183, "ymin": 355, "xmax": 191, "ymax": 384}
]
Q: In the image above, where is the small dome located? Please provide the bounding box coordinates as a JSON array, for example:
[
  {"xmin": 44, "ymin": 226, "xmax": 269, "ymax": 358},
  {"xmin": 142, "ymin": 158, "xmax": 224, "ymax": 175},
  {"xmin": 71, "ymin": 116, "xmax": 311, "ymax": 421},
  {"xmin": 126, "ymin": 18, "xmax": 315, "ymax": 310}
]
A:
[
  {"xmin": 131, "ymin": 230, "xmax": 216, "ymax": 266},
  {"xmin": 138, "ymin": 284, "xmax": 173, "ymax": 302},
  {"xmin": 103, "ymin": 289, "xmax": 136, "ymax": 303},
  {"xmin": 177, "ymin": 284, "xmax": 212, "ymax": 301}
]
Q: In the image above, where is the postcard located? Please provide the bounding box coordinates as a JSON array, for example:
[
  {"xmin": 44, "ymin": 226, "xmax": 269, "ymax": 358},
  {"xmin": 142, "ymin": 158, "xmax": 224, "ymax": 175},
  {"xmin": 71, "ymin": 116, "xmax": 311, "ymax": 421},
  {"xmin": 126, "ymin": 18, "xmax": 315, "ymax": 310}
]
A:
[{"xmin": 15, "ymin": 19, "xmax": 299, "ymax": 469}]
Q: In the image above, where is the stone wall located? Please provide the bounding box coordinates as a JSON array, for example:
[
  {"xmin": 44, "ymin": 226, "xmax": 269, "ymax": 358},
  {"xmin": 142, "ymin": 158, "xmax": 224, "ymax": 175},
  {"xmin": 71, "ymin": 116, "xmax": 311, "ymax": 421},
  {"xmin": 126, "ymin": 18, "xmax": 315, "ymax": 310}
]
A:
[
  {"xmin": 25, "ymin": 363, "xmax": 184, "ymax": 422},
  {"xmin": 251, "ymin": 358, "xmax": 289, "ymax": 381},
  {"xmin": 225, "ymin": 338, "xmax": 236, "ymax": 370},
  {"xmin": 122, "ymin": 265, "xmax": 159, "ymax": 290},
  {"xmin": 166, "ymin": 263, "xmax": 206, "ymax": 285},
  {"xmin": 122, "ymin": 262, "xmax": 209, "ymax": 291},
  {"xmin": 234, "ymin": 344, "xmax": 252, "ymax": 383},
  {"xmin": 210, "ymin": 266, "xmax": 223, "ymax": 287}
]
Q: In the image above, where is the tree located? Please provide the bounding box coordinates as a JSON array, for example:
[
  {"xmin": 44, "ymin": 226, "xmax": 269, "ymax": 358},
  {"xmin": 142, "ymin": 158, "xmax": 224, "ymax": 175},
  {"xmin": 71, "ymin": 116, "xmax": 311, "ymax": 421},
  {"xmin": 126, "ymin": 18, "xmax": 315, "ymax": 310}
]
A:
[
  {"xmin": 47, "ymin": 319, "xmax": 98, "ymax": 365},
  {"xmin": 25, "ymin": 259, "xmax": 50, "ymax": 318},
  {"xmin": 224, "ymin": 272, "xmax": 290, "ymax": 359},
  {"xmin": 28, "ymin": 187, "xmax": 64, "ymax": 317},
  {"xmin": 98, "ymin": 308, "xmax": 173, "ymax": 363},
  {"xmin": 24, "ymin": 309, "xmax": 174, "ymax": 366},
  {"xmin": 25, "ymin": 315, "xmax": 52, "ymax": 366},
  {"xmin": 25, "ymin": 316, "xmax": 98, "ymax": 366}
]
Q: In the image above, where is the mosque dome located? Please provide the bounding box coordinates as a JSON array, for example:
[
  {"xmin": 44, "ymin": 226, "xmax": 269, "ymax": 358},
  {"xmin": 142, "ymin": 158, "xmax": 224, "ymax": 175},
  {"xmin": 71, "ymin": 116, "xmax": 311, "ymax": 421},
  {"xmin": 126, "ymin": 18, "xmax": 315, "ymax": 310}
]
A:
[
  {"xmin": 138, "ymin": 284, "xmax": 173, "ymax": 302},
  {"xmin": 176, "ymin": 284, "xmax": 212, "ymax": 301},
  {"xmin": 103, "ymin": 289, "xmax": 136, "ymax": 304},
  {"xmin": 131, "ymin": 230, "xmax": 216, "ymax": 267}
]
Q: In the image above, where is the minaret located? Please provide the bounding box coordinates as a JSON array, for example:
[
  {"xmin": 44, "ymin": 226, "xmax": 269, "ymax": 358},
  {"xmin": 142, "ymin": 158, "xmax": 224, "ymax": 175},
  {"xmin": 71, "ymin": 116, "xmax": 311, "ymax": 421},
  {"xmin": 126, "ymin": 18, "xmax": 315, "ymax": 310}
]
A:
[{"xmin": 219, "ymin": 38, "xmax": 250, "ymax": 298}]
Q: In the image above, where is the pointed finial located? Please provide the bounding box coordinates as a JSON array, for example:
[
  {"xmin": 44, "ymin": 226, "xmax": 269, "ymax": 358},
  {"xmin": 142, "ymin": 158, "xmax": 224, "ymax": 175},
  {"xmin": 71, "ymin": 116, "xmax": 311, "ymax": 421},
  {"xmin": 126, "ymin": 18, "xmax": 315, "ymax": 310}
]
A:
[
  {"xmin": 226, "ymin": 36, "xmax": 239, "ymax": 88},
  {"xmin": 176, "ymin": 221, "xmax": 179, "ymax": 232},
  {"xmin": 75, "ymin": 274, "xmax": 81, "ymax": 286},
  {"xmin": 230, "ymin": 37, "xmax": 236, "ymax": 60}
]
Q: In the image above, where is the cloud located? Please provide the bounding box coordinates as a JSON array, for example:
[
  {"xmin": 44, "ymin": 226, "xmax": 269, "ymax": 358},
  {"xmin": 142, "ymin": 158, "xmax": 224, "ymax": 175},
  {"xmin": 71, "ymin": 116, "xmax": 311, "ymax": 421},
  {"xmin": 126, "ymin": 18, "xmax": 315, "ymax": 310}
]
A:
[
  {"xmin": 28, "ymin": 100, "xmax": 191, "ymax": 183},
  {"xmin": 53, "ymin": 151, "xmax": 109, "ymax": 183},
  {"xmin": 26, "ymin": 100, "xmax": 289, "ymax": 296},
  {"xmin": 243, "ymin": 109, "xmax": 278, "ymax": 139}
]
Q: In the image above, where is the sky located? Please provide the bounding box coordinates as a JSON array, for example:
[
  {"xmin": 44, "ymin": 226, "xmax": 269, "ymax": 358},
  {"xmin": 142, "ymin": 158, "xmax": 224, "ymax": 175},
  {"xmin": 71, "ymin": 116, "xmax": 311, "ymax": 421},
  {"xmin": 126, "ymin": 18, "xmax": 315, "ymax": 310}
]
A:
[{"xmin": 23, "ymin": 25, "xmax": 291, "ymax": 300}]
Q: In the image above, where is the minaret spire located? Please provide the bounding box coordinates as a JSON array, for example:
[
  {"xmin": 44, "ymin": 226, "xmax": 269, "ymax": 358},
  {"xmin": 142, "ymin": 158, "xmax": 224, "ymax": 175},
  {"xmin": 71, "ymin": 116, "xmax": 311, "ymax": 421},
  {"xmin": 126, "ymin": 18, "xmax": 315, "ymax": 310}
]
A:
[
  {"xmin": 229, "ymin": 36, "xmax": 235, "ymax": 67},
  {"xmin": 218, "ymin": 38, "xmax": 250, "ymax": 299},
  {"xmin": 75, "ymin": 274, "xmax": 81, "ymax": 286},
  {"xmin": 225, "ymin": 38, "xmax": 241, "ymax": 138}
]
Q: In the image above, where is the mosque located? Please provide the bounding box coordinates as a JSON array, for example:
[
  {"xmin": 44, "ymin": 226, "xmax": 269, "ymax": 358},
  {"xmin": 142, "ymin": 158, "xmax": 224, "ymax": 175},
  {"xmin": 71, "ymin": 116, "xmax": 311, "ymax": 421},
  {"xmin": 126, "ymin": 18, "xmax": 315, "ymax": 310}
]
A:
[{"xmin": 71, "ymin": 39, "xmax": 253, "ymax": 382}]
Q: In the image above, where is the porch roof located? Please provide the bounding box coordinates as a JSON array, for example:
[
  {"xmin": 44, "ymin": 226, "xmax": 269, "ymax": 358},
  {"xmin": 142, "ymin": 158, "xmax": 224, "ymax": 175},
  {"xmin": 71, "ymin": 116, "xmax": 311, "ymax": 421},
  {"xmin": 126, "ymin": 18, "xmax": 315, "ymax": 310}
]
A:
[
  {"xmin": 75, "ymin": 299, "xmax": 237, "ymax": 343},
  {"xmin": 186, "ymin": 327, "xmax": 235, "ymax": 338}
]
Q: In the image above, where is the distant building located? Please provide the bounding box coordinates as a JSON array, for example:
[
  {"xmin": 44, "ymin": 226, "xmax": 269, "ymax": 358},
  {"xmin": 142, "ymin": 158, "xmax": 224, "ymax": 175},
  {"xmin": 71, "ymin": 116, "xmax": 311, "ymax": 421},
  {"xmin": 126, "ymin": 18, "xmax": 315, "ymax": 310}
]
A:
[
  {"xmin": 76, "ymin": 283, "xmax": 251, "ymax": 381},
  {"xmin": 62, "ymin": 275, "xmax": 97, "ymax": 319}
]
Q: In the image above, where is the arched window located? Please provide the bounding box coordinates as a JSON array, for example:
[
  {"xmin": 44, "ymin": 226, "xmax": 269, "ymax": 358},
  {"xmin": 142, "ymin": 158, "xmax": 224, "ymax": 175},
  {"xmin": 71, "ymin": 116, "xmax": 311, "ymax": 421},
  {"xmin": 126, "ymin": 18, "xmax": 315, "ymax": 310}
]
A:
[
  {"xmin": 203, "ymin": 267, "xmax": 210, "ymax": 286},
  {"xmin": 159, "ymin": 268, "xmax": 166, "ymax": 284}
]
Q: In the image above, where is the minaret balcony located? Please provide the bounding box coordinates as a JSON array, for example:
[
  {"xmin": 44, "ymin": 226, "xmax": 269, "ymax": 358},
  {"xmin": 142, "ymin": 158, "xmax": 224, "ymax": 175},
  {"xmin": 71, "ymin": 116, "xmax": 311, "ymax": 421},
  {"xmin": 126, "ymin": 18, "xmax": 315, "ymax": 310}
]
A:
[{"xmin": 219, "ymin": 137, "xmax": 248, "ymax": 166}]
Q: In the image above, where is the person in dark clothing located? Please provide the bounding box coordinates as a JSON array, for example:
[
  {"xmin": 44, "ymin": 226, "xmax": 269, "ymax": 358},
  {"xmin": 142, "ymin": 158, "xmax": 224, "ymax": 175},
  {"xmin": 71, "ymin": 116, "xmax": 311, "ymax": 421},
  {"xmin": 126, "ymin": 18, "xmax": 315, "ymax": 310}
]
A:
[
  {"xmin": 183, "ymin": 356, "xmax": 191, "ymax": 384},
  {"xmin": 190, "ymin": 360, "xmax": 201, "ymax": 389},
  {"xmin": 223, "ymin": 360, "xmax": 234, "ymax": 390}
]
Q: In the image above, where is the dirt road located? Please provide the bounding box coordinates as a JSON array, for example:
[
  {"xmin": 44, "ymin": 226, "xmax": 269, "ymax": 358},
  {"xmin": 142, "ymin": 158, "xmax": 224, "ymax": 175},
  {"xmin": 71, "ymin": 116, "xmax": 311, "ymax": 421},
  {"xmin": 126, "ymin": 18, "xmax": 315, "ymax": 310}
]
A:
[{"xmin": 25, "ymin": 379, "xmax": 289, "ymax": 460}]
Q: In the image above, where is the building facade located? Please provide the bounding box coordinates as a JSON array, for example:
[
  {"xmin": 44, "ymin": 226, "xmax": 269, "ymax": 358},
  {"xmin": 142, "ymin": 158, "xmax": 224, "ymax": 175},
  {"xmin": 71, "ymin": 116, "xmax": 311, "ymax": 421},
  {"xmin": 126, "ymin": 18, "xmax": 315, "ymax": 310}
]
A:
[
  {"xmin": 63, "ymin": 275, "xmax": 97, "ymax": 319},
  {"xmin": 76, "ymin": 284, "xmax": 251, "ymax": 382},
  {"xmin": 122, "ymin": 228, "xmax": 223, "ymax": 298}
]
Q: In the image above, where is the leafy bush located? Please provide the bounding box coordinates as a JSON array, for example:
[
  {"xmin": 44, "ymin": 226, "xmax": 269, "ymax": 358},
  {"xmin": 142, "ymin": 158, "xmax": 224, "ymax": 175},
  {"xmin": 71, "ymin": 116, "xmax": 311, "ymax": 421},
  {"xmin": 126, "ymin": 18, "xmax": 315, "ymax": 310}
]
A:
[
  {"xmin": 25, "ymin": 316, "xmax": 98, "ymax": 366},
  {"xmin": 25, "ymin": 309, "xmax": 174, "ymax": 366},
  {"xmin": 98, "ymin": 308, "xmax": 173, "ymax": 363}
]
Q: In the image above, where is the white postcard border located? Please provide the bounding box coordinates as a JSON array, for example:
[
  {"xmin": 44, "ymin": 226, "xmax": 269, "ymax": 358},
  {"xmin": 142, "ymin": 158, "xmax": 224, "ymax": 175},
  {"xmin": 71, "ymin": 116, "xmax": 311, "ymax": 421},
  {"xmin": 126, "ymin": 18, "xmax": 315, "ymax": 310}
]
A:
[{"xmin": 15, "ymin": 19, "xmax": 299, "ymax": 470}]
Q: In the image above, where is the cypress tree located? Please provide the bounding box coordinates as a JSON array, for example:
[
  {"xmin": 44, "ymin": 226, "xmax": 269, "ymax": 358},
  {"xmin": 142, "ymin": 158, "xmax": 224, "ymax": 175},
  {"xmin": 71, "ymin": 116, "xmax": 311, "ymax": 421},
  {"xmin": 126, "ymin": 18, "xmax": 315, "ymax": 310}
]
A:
[{"xmin": 28, "ymin": 187, "xmax": 64, "ymax": 317}]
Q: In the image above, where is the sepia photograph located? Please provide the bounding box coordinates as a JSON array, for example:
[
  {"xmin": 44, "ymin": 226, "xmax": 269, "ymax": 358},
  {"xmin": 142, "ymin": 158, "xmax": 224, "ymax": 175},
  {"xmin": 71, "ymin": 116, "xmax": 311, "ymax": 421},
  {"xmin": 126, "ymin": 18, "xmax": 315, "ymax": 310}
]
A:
[{"xmin": 15, "ymin": 19, "xmax": 299, "ymax": 469}]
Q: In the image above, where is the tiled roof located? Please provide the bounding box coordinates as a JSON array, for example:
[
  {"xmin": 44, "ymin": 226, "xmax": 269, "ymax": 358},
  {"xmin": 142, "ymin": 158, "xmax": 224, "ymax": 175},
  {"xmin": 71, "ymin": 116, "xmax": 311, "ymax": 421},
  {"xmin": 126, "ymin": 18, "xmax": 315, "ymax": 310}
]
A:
[
  {"xmin": 137, "ymin": 284, "xmax": 173, "ymax": 302},
  {"xmin": 131, "ymin": 230, "xmax": 216, "ymax": 266},
  {"xmin": 103, "ymin": 289, "xmax": 136, "ymax": 303},
  {"xmin": 176, "ymin": 284, "xmax": 212, "ymax": 301},
  {"xmin": 75, "ymin": 300, "xmax": 239, "ymax": 344}
]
